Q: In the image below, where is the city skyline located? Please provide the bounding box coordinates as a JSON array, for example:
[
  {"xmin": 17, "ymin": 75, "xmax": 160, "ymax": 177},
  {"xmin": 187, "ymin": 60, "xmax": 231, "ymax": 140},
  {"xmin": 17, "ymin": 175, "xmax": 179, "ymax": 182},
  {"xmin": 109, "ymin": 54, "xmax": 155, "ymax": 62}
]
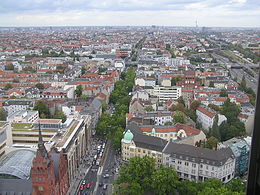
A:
[{"xmin": 0, "ymin": 0, "xmax": 260, "ymax": 27}]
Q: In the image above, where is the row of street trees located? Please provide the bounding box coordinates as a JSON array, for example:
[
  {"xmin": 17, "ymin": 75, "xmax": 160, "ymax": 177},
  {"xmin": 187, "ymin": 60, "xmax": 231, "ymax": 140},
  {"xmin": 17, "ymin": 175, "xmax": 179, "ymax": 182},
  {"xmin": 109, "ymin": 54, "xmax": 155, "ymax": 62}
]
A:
[
  {"xmin": 96, "ymin": 68, "xmax": 136, "ymax": 149},
  {"xmin": 114, "ymin": 156, "xmax": 246, "ymax": 195}
]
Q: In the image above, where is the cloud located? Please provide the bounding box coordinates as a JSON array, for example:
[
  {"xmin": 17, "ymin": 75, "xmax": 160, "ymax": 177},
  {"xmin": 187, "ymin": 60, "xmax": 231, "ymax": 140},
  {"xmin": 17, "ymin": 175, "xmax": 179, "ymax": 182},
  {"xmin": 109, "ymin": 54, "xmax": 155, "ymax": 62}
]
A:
[{"xmin": 0, "ymin": 0, "xmax": 259, "ymax": 26}]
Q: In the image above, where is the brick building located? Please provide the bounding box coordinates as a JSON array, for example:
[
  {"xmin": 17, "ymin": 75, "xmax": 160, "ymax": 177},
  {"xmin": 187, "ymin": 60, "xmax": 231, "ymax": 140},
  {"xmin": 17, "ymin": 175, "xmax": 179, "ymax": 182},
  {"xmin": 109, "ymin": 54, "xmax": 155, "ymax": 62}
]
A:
[{"xmin": 31, "ymin": 129, "xmax": 69, "ymax": 195}]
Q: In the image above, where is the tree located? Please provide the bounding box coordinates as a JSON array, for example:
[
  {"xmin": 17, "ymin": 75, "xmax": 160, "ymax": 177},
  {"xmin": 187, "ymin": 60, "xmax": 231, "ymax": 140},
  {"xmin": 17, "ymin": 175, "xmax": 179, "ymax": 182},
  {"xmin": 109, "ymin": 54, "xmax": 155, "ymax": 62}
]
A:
[
  {"xmin": 210, "ymin": 115, "xmax": 221, "ymax": 140},
  {"xmin": 177, "ymin": 96, "xmax": 185, "ymax": 107},
  {"xmin": 81, "ymin": 66, "xmax": 86, "ymax": 75},
  {"xmin": 239, "ymin": 75, "xmax": 246, "ymax": 91},
  {"xmin": 35, "ymin": 83, "xmax": 45, "ymax": 90},
  {"xmin": 220, "ymin": 89, "xmax": 228, "ymax": 97},
  {"xmin": 0, "ymin": 108, "xmax": 7, "ymax": 121},
  {"xmin": 53, "ymin": 111, "xmax": 67, "ymax": 122},
  {"xmin": 33, "ymin": 100, "xmax": 50, "ymax": 118},
  {"xmin": 190, "ymin": 100, "xmax": 201, "ymax": 111},
  {"xmin": 209, "ymin": 81, "xmax": 215, "ymax": 88},
  {"xmin": 152, "ymin": 166, "xmax": 179, "ymax": 195},
  {"xmin": 115, "ymin": 156, "xmax": 156, "ymax": 191},
  {"xmin": 165, "ymin": 43, "xmax": 171, "ymax": 50},
  {"xmin": 171, "ymin": 76, "xmax": 182, "ymax": 86},
  {"xmin": 5, "ymin": 64, "xmax": 14, "ymax": 70},
  {"xmin": 177, "ymin": 180, "xmax": 199, "ymax": 195},
  {"xmin": 227, "ymin": 178, "xmax": 246, "ymax": 193},
  {"xmin": 176, "ymin": 103, "xmax": 185, "ymax": 112},
  {"xmin": 221, "ymin": 98, "xmax": 240, "ymax": 123},
  {"xmin": 112, "ymin": 127, "xmax": 124, "ymax": 149},
  {"xmin": 145, "ymin": 106, "xmax": 154, "ymax": 112},
  {"xmin": 208, "ymin": 104, "xmax": 220, "ymax": 112},
  {"xmin": 114, "ymin": 182, "xmax": 143, "ymax": 195},
  {"xmin": 4, "ymin": 83, "xmax": 13, "ymax": 90},
  {"xmin": 205, "ymin": 136, "xmax": 218, "ymax": 150},
  {"xmin": 164, "ymin": 121, "xmax": 173, "ymax": 126},
  {"xmin": 75, "ymin": 85, "xmax": 83, "ymax": 97},
  {"xmin": 12, "ymin": 78, "xmax": 19, "ymax": 83},
  {"xmin": 173, "ymin": 112, "xmax": 185, "ymax": 124}
]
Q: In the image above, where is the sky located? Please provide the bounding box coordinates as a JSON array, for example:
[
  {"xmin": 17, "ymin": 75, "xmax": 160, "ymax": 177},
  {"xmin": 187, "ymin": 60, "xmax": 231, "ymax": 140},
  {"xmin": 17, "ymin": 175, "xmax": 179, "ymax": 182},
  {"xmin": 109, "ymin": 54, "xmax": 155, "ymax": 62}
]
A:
[{"xmin": 0, "ymin": 0, "xmax": 259, "ymax": 27}]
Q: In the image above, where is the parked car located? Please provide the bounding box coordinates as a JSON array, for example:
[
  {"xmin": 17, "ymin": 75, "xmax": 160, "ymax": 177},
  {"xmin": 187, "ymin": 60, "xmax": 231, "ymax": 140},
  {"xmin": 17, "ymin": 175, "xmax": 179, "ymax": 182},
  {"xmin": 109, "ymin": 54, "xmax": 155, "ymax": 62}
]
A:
[
  {"xmin": 103, "ymin": 184, "xmax": 108, "ymax": 190},
  {"xmin": 80, "ymin": 185, "xmax": 84, "ymax": 191},
  {"xmin": 86, "ymin": 183, "xmax": 91, "ymax": 189}
]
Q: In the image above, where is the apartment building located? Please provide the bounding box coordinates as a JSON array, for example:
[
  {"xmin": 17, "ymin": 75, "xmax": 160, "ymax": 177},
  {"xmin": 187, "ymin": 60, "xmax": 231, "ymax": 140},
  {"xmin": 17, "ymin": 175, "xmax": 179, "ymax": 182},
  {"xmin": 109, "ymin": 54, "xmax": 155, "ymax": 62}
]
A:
[
  {"xmin": 163, "ymin": 142, "xmax": 235, "ymax": 184},
  {"xmin": 7, "ymin": 110, "xmax": 39, "ymax": 123},
  {"xmin": 151, "ymin": 85, "xmax": 182, "ymax": 102},
  {"xmin": 121, "ymin": 124, "xmax": 167, "ymax": 166},
  {"xmin": 3, "ymin": 99, "xmax": 34, "ymax": 116},
  {"xmin": 122, "ymin": 123, "xmax": 235, "ymax": 183}
]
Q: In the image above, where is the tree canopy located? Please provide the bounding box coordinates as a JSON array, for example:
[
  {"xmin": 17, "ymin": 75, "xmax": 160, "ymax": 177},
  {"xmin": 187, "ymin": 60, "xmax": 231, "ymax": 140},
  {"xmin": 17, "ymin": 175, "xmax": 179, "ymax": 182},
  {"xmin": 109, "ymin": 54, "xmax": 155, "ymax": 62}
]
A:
[
  {"xmin": 173, "ymin": 111, "xmax": 185, "ymax": 124},
  {"xmin": 33, "ymin": 100, "xmax": 50, "ymax": 118},
  {"xmin": 53, "ymin": 111, "xmax": 67, "ymax": 122},
  {"xmin": 35, "ymin": 83, "xmax": 45, "ymax": 90},
  {"xmin": 4, "ymin": 83, "xmax": 13, "ymax": 90},
  {"xmin": 75, "ymin": 85, "xmax": 83, "ymax": 97},
  {"xmin": 0, "ymin": 108, "xmax": 7, "ymax": 121}
]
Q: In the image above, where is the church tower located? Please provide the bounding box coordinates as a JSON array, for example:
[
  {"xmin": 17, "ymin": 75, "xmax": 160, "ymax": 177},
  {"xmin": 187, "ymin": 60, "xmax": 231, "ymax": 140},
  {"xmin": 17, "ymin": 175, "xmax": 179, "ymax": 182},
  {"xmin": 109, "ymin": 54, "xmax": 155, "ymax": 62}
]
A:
[{"xmin": 31, "ymin": 125, "xmax": 56, "ymax": 195}]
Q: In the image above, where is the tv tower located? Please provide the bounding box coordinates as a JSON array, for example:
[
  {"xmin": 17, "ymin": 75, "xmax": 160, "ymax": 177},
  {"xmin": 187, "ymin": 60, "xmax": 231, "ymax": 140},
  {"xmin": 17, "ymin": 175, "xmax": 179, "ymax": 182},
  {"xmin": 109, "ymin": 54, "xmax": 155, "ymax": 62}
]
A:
[{"xmin": 195, "ymin": 19, "xmax": 198, "ymax": 28}]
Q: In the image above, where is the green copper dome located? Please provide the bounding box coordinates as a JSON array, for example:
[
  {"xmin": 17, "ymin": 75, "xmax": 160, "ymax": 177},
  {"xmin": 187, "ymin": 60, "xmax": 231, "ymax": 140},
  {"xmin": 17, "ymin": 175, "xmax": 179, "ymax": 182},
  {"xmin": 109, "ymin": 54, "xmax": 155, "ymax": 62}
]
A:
[
  {"xmin": 151, "ymin": 128, "xmax": 156, "ymax": 134},
  {"xmin": 123, "ymin": 130, "xmax": 134, "ymax": 143}
]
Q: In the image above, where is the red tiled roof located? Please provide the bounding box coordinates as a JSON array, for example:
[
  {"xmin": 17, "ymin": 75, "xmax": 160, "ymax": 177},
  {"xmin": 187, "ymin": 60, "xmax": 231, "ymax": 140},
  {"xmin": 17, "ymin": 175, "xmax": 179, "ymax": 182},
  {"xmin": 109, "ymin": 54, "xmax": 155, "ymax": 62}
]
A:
[
  {"xmin": 197, "ymin": 106, "xmax": 215, "ymax": 118},
  {"xmin": 140, "ymin": 127, "xmax": 177, "ymax": 133},
  {"xmin": 175, "ymin": 123, "xmax": 200, "ymax": 136}
]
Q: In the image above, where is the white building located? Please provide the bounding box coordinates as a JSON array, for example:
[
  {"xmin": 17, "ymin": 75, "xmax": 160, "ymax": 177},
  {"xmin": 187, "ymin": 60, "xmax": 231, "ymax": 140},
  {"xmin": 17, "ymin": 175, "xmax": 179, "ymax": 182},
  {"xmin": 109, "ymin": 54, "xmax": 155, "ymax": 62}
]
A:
[
  {"xmin": 3, "ymin": 99, "xmax": 34, "ymax": 117},
  {"xmin": 151, "ymin": 85, "xmax": 182, "ymax": 102},
  {"xmin": 163, "ymin": 142, "xmax": 235, "ymax": 183},
  {"xmin": 7, "ymin": 110, "xmax": 39, "ymax": 123},
  {"xmin": 196, "ymin": 106, "xmax": 227, "ymax": 131},
  {"xmin": 135, "ymin": 77, "xmax": 156, "ymax": 87},
  {"xmin": 196, "ymin": 106, "xmax": 216, "ymax": 131},
  {"xmin": 131, "ymin": 91, "xmax": 149, "ymax": 101}
]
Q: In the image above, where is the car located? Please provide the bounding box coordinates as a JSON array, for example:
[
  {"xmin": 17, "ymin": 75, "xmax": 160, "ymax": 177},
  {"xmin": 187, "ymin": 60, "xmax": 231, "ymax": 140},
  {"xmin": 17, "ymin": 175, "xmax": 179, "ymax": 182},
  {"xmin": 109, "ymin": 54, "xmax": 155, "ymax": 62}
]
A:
[
  {"xmin": 86, "ymin": 183, "xmax": 91, "ymax": 189},
  {"xmin": 103, "ymin": 173, "xmax": 109, "ymax": 178},
  {"xmin": 80, "ymin": 185, "xmax": 84, "ymax": 191},
  {"xmin": 103, "ymin": 184, "xmax": 108, "ymax": 190},
  {"xmin": 99, "ymin": 183, "xmax": 103, "ymax": 187},
  {"xmin": 82, "ymin": 180, "xmax": 86, "ymax": 185}
]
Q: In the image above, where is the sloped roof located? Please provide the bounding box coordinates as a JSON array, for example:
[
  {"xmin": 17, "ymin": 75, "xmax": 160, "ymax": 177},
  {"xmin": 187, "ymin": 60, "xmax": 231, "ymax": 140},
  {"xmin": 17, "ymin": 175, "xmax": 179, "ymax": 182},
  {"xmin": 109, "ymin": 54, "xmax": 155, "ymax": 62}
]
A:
[
  {"xmin": 126, "ymin": 123, "xmax": 167, "ymax": 152},
  {"xmin": 163, "ymin": 142, "xmax": 234, "ymax": 166}
]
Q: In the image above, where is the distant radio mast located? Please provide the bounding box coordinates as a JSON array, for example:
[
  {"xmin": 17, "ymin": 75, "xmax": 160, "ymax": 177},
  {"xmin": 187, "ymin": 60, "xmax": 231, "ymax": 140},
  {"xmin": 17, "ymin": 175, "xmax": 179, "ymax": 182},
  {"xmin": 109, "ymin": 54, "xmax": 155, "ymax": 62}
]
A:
[{"xmin": 195, "ymin": 20, "xmax": 198, "ymax": 28}]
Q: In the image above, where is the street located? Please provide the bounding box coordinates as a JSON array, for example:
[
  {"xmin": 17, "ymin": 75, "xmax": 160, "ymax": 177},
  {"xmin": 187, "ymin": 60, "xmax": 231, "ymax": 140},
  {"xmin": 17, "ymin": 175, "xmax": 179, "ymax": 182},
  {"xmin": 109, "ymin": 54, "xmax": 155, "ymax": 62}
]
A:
[{"xmin": 72, "ymin": 136, "xmax": 122, "ymax": 195}]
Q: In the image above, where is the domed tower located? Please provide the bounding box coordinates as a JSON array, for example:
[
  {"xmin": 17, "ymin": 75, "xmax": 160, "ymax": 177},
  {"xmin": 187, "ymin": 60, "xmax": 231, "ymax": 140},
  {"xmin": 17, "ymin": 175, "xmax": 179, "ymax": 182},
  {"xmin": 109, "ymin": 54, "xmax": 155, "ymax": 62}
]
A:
[{"xmin": 121, "ymin": 130, "xmax": 134, "ymax": 161}]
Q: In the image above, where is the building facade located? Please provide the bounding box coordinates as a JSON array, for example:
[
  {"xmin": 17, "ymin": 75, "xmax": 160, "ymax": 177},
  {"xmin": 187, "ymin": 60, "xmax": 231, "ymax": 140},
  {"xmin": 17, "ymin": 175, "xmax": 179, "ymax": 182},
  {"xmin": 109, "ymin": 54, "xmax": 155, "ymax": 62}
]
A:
[
  {"xmin": 163, "ymin": 142, "xmax": 235, "ymax": 184},
  {"xmin": 31, "ymin": 130, "xmax": 69, "ymax": 195}
]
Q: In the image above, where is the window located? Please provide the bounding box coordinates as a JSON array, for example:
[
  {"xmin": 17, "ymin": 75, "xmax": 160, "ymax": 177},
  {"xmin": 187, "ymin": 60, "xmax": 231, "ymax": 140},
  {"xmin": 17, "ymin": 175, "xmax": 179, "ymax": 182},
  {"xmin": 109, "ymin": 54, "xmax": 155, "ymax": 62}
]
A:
[
  {"xmin": 38, "ymin": 186, "xmax": 43, "ymax": 191},
  {"xmin": 192, "ymin": 169, "xmax": 196, "ymax": 174},
  {"xmin": 200, "ymin": 164, "xmax": 203, "ymax": 168},
  {"xmin": 185, "ymin": 162, "xmax": 189, "ymax": 166},
  {"xmin": 192, "ymin": 163, "xmax": 196, "ymax": 168},
  {"xmin": 178, "ymin": 161, "xmax": 182, "ymax": 164}
]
